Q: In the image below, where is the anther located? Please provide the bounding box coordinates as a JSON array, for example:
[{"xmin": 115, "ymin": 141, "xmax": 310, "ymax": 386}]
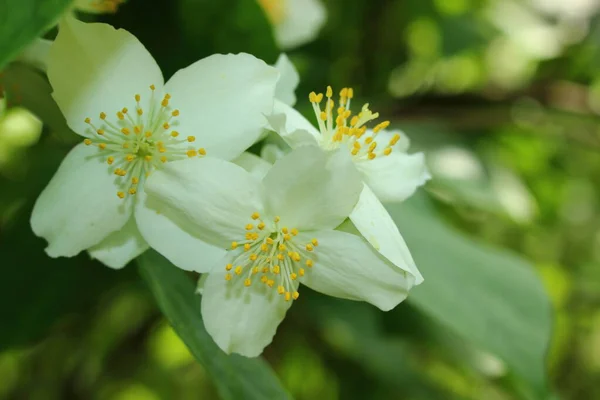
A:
[
  {"xmin": 107, "ymin": 156, "xmax": 114, "ymax": 165},
  {"xmin": 244, "ymin": 278, "xmax": 252, "ymax": 287},
  {"xmin": 172, "ymin": 110, "xmax": 180, "ymax": 116},
  {"xmin": 99, "ymin": 112, "xmax": 106, "ymax": 120},
  {"xmin": 306, "ymin": 259, "xmax": 314, "ymax": 267},
  {"xmin": 277, "ymin": 286, "xmax": 285, "ymax": 294},
  {"xmin": 234, "ymin": 266, "xmax": 242, "ymax": 275},
  {"xmin": 257, "ymin": 222, "xmax": 265, "ymax": 230},
  {"xmin": 299, "ymin": 268, "xmax": 305, "ymax": 277},
  {"xmin": 383, "ymin": 147, "xmax": 392, "ymax": 156},
  {"xmin": 129, "ymin": 188, "xmax": 137, "ymax": 195},
  {"xmin": 171, "ymin": 131, "xmax": 179, "ymax": 137},
  {"xmin": 121, "ymin": 127, "xmax": 130, "ymax": 135},
  {"xmin": 231, "ymin": 242, "xmax": 238, "ymax": 249},
  {"xmin": 84, "ymin": 139, "xmax": 92, "ymax": 145},
  {"xmin": 198, "ymin": 148, "xmax": 206, "ymax": 156},
  {"xmin": 368, "ymin": 152, "xmax": 376, "ymax": 160},
  {"xmin": 187, "ymin": 136, "xmax": 195, "ymax": 142},
  {"xmin": 97, "ymin": 129, "xmax": 104, "ymax": 135},
  {"xmin": 135, "ymin": 94, "xmax": 141, "ymax": 102},
  {"xmin": 389, "ymin": 134, "xmax": 400, "ymax": 145},
  {"xmin": 311, "ymin": 238, "xmax": 319, "ymax": 246},
  {"xmin": 290, "ymin": 273, "xmax": 297, "ymax": 280},
  {"xmin": 99, "ymin": 143, "xmax": 106, "ymax": 150},
  {"xmin": 150, "ymin": 84, "xmax": 155, "ymax": 90},
  {"xmin": 244, "ymin": 243, "xmax": 251, "ymax": 251},
  {"xmin": 306, "ymin": 244, "xmax": 314, "ymax": 251},
  {"xmin": 163, "ymin": 122, "xmax": 170, "ymax": 130},
  {"xmin": 285, "ymin": 292, "xmax": 291, "ymax": 301},
  {"xmin": 186, "ymin": 150, "xmax": 197, "ymax": 157},
  {"xmin": 246, "ymin": 224, "xmax": 254, "ymax": 230},
  {"xmin": 274, "ymin": 216, "xmax": 280, "ymax": 223},
  {"xmin": 84, "ymin": 117, "xmax": 91, "ymax": 124},
  {"xmin": 117, "ymin": 191, "xmax": 125, "ymax": 199},
  {"xmin": 225, "ymin": 273, "xmax": 232, "ymax": 281}
]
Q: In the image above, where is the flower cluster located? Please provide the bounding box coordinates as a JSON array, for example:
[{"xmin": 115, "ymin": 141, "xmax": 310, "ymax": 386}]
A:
[{"xmin": 30, "ymin": 17, "xmax": 430, "ymax": 356}]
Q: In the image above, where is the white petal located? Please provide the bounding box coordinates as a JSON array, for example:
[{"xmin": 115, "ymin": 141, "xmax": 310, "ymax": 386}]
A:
[
  {"xmin": 144, "ymin": 157, "xmax": 265, "ymax": 248},
  {"xmin": 135, "ymin": 190, "xmax": 226, "ymax": 273},
  {"xmin": 266, "ymin": 100, "xmax": 320, "ymax": 149},
  {"xmin": 350, "ymin": 184, "xmax": 423, "ymax": 284},
  {"xmin": 164, "ymin": 53, "xmax": 279, "ymax": 161},
  {"xmin": 201, "ymin": 255, "xmax": 293, "ymax": 356},
  {"xmin": 260, "ymin": 143, "xmax": 287, "ymax": 164},
  {"xmin": 275, "ymin": 0, "xmax": 327, "ymax": 49},
  {"xmin": 30, "ymin": 143, "xmax": 132, "ymax": 258},
  {"xmin": 87, "ymin": 216, "xmax": 149, "ymax": 269},
  {"xmin": 300, "ymin": 229, "xmax": 415, "ymax": 311},
  {"xmin": 274, "ymin": 54, "xmax": 299, "ymax": 106},
  {"xmin": 263, "ymin": 146, "xmax": 362, "ymax": 230},
  {"xmin": 48, "ymin": 17, "xmax": 164, "ymax": 137},
  {"xmin": 232, "ymin": 152, "xmax": 272, "ymax": 181}
]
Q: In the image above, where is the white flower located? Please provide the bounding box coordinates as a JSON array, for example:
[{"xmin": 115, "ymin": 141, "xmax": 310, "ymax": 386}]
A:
[
  {"xmin": 258, "ymin": 0, "xmax": 327, "ymax": 49},
  {"xmin": 273, "ymin": 54, "xmax": 299, "ymax": 106},
  {"xmin": 266, "ymin": 87, "xmax": 430, "ymax": 284},
  {"xmin": 30, "ymin": 18, "xmax": 279, "ymax": 270},
  {"xmin": 144, "ymin": 146, "xmax": 417, "ymax": 356}
]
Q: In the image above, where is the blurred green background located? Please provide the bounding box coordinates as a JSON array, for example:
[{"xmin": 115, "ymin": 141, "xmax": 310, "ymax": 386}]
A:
[{"xmin": 1, "ymin": 0, "xmax": 599, "ymax": 399}]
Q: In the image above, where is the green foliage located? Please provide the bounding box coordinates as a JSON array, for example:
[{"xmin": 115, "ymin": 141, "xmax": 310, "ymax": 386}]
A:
[
  {"xmin": 138, "ymin": 251, "xmax": 292, "ymax": 400},
  {"xmin": 0, "ymin": 0, "xmax": 73, "ymax": 69},
  {"xmin": 389, "ymin": 196, "xmax": 552, "ymax": 393}
]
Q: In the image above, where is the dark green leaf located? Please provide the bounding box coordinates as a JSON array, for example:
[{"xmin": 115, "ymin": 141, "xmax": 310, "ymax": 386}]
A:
[
  {"xmin": 0, "ymin": 0, "xmax": 72, "ymax": 69},
  {"xmin": 388, "ymin": 196, "xmax": 552, "ymax": 392},
  {"xmin": 138, "ymin": 250, "xmax": 292, "ymax": 400}
]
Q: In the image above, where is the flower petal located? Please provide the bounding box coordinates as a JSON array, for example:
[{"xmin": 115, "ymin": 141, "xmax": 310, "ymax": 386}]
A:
[
  {"xmin": 300, "ymin": 229, "xmax": 415, "ymax": 311},
  {"xmin": 266, "ymin": 100, "xmax": 320, "ymax": 149},
  {"xmin": 135, "ymin": 190, "xmax": 226, "ymax": 273},
  {"xmin": 274, "ymin": 54, "xmax": 299, "ymax": 106},
  {"xmin": 30, "ymin": 143, "xmax": 132, "ymax": 258},
  {"xmin": 275, "ymin": 0, "xmax": 327, "ymax": 49},
  {"xmin": 48, "ymin": 17, "xmax": 164, "ymax": 137},
  {"xmin": 263, "ymin": 146, "xmax": 363, "ymax": 230},
  {"xmin": 232, "ymin": 152, "xmax": 272, "ymax": 181},
  {"xmin": 349, "ymin": 184, "xmax": 423, "ymax": 284},
  {"xmin": 16, "ymin": 38, "xmax": 52, "ymax": 72},
  {"xmin": 143, "ymin": 157, "xmax": 265, "ymax": 248},
  {"xmin": 164, "ymin": 53, "xmax": 279, "ymax": 161},
  {"xmin": 87, "ymin": 216, "xmax": 149, "ymax": 269},
  {"xmin": 356, "ymin": 128, "xmax": 430, "ymax": 202},
  {"xmin": 201, "ymin": 254, "xmax": 294, "ymax": 356}
]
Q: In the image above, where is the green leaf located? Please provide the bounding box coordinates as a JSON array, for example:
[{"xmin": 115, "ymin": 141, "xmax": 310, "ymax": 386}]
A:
[
  {"xmin": 138, "ymin": 250, "xmax": 292, "ymax": 400},
  {"xmin": 0, "ymin": 0, "xmax": 73, "ymax": 69},
  {"xmin": 387, "ymin": 196, "xmax": 552, "ymax": 393}
]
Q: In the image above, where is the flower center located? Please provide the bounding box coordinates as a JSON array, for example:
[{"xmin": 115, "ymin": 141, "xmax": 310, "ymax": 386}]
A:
[
  {"xmin": 257, "ymin": 0, "xmax": 286, "ymax": 25},
  {"xmin": 308, "ymin": 86, "xmax": 401, "ymax": 161},
  {"xmin": 224, "ymin": 212, "xmax": 318, "ymax": 301},
  {"xmin": 83, "ymin": 84, "xmax": 206, "ymax": 199}
]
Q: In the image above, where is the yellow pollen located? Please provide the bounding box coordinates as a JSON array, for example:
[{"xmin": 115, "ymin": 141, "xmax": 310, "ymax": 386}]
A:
[
  {"xmin": 171, "ymin": 131, "xmax": 179, "ymax": 137},
  {"xmin": 125, "ymin": 154, "xmax": 135, "ymax": 162},
  {"xmin": 161, "ymin": 98, "xmax": 169, "ymax": 107},
  {"xmin": 84, "ymin": 117, "xmax": 91, "ymax": 124},
  {"xmin": 282, "ymin": 227, "xmax": 288, "ymax": 234},
  {"xmin": 266, "ymin": 238, "xmax": 274, "ymax": 244},
  {"xmin": 163, "ymin": 122, "xmax": 170, "ymax": 130},
  {"xmin": 160, "ymin": 156, "xmax": 167, "ymax": 163},
  {"xmin": 284, "ymin": 234, "xmax": 292, "ymax": 241},
  {"xmin": 291, "ymin": 228, "xmax": 298, "ymax": 236},
  {"xmin": 278, "ymin": 244, "xmax": 286, "ymax": 251},
  {"xmin": 225, "ymin": 273, "xmax": 232, "ymax": 281},
  {"xmin": 198, "ymin": 148, "xmax": 206, "ymax": 156},
  {"xmin": 373, "ymin": 121, "xmax": 390, "ymax": 133},
  {"xmin": 290, "ymin": 273, "xmax": 297, "ymax": 280},
  {"xmin": 122, "ymin": 143, "xmax": 129, "ymax": 149},
  {"xmin": 150, "ymin": 84, "xmax": 155, "ymax": 90},
  {"xmin": 244, "ymin": 278, "xmax": 252, "ymax": 287},
  {"xmin": 187, "ymin": 136, "xmax": 195, "ymax": 142},
  {"xmin": 99, "ymin": 112, "xmax": 106, "ymax": 119},
  {"xmin": 117, "ymin": 112, "xmax": 124, "ymax": 120},
  {"xmin": 320, "ymin": 111, "xmax": 327, "ymax": 121},
  {"xmin": 132, "ymin": 177, "xmax": 139, "ymax": 184},
  {"xmin": 97, "ymin": 129, "xmax": 104, "ymax": 135},
  {"xmin": 261, "ymin": 276, "xmax": 268, "ymax": 283},
  {"xmin": 260, "ymin": 244, "xmax": 268, "ymax": 252},
  {"xmin": 172, "ymin": 109, "xmax": 180, "ymax": 116},
  {"xmin": 390, "ymin": 134, "xmax": 400, "ymax": 145},
  {"xmin": 285, "ymin": 292, "xmax": 291, "ymax": 301},
  {"xmin": 340, "ymin": 88, "xmax": 348, "ymax": 97},
  {"xmin": 257, "ymin": 222, "xmax": 265, "ymax": 230},
  {"xmin": 107, "ymin": 156, "xmax": 114, "ymax": 165},
  {"xmin": 311, "ymin": 238, "xmax": 319, "ymax": 246},
  {"xmin": 144, "ymin": 155, "xmax": 152, "ymax": 162},
  {"xmin": 134, "ymin": 126, "xmax": 141, "ymax": 134},
  {"xmin": 351, "ymin": 148, "xmax": 359, "ymax": 156},
  {"xmin": 383, "ymin": 147, "xmax": 392, "ymax": 156},
  {"xmin": 274, "ymin": 216, "xmax": 280, "ymax": 223},
  {"xmin": 121, "ymin": 127, "xmax": 130, "ymax": 135},
  {"xmin": 165, "ymin": 94, "xmax": 171, "ymax": 100},
  {"xmin": 277, "ymin": 253, "xmax": 284, "ymax": 260},
  {"xmin": 234, "ymin": 266, "xmax": 242, "ymax": 275},
  {"xmin": 369, "ymin": 142, "xmax": 377, "ymax": 152},
  {"xmin": 225, "ymin": 263, "xmax": 233, "ymax": 271},
  {"xmin": 117, "ymin": 191, "xmax": 125, "ymax": 199},
  {"xmin": 158, "ymin": 147, "xmax": 166, "ymax": 153},
  {"xmin": 145, "ymin": 131, "xmax": 152, "ymax": 138},
  {"xmin": 137, "ymin": 108, "xmax": 143, "ymax": 116},
  {"xmin": 246, "ymin": 223, "xmax": 253, "ymax": 230},
  {"xmin": 350, "ymin": 116, "xmax": 359, "ymax": 126},
  {"xmin": 128, "ymin": 188, "xmax": 137, "ymax": 195},
  {"xmin": 368, "ymin": 152, "xmax": 376, "ymax": 160},
  {"xmin": 250, "ymin": 253, "xmax": 258, "ymax": 261},
  {"xmin": 292, "ymin": 291, "xmax": 300, "ymax": 300},
  {"xmin": 251, "ymin": 212, "xmax": 260, "ymax": 220},
  {"xmin": 99, "ymin": 143, "xmax": 106, "ymax": 150},
  {"xmin": 122, "ymin": 107, "xmax": 128, "ymax": 114},
  {"xmin": 273, "ymin": 265, "xmax": 280, "ymax": 274},
  {"xmin": 253, "ymin": 266, "xmax": 259, "ymax": 274},
  {"xmin": 365, "ymin": 137, "xmax": 373, "ymax": 144},
  {"xmin": 326, "ymin": 86, "xmax": 332, "ymax": 97},
  {"xmin": 262, "ymin": 266, "xmax": 269, "ymax": 274},
  {"xmin": 186, "ymin": 150, "xmax": 197, "ymax": 157},
  {"xmin": 309, "ymin": 92, "xmax": 318, "ymax": 102},
  {"xmin": 266, "ymin": 279, "xmax": 274, "ymax": 288},
  {"xmin": 231, "ymin": 241, "xmax": 238, "ymax": 249},
  {"xmin": 299, "ymin": 268, "xmax": 305, "ymax": 277},
  {"xmin": 348, "ymin": 88, "xmax": 354, "ymax": 98},
  {"xmin": 244, "ymin": 243, "xmax": 251, "ymax": 251},
  {"xmin": 277, "ymin": 286, "xmax": 285, "ymax": 294},
  {"xmin": 135, "ymin": 94, "xmax": 141, "ymax": 102},
  {"xmin": 84, "ymin": 139, "xmax": 92, "ymax": 145},
  {"xmin": 306, "ymin": 243, "xmax": 314, "ymax": 251},
  {"xmin": 306, "ymin": 259, "xmax": 314, "ymax": 267}
]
